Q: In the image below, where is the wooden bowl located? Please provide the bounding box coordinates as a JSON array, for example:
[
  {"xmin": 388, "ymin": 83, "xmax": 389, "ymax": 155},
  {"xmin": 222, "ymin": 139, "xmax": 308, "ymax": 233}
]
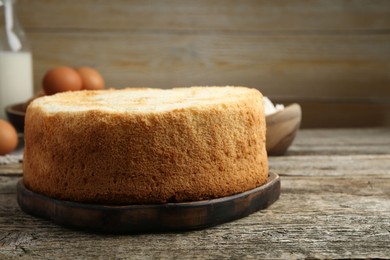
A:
[
  {"xmin": 5, "ymin": 103, "xmax": 26, "ymax": 133},
  {"xmin": 266, "ymin": 103, "xmax": 302, "ymax": 156}
]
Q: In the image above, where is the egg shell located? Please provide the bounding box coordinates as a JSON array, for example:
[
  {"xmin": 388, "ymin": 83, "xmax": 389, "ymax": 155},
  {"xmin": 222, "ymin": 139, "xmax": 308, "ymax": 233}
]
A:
[
  {"xmin": 0, "ymin": 119, "xmax": 18, "ymax": 155},
  {"xmin": 77, "ymin": 67, "xmax": 105, "ymax": 90},
  {"xmin": 43, "ymin": 67, "xmax": 83, "ymax": 95}
]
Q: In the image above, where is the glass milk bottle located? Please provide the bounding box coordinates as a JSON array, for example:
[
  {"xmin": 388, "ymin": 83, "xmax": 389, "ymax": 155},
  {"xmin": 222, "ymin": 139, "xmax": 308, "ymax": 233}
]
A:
[{"xmin": 0, "ymin": 0, "xmax": 33, "ymax": 119}]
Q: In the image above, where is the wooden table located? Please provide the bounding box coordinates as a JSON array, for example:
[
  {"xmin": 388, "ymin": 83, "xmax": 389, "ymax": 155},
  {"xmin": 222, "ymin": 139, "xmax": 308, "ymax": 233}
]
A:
[{"xmin": 1, "ymin": 128, "xmax": 389, "ymax": 259}]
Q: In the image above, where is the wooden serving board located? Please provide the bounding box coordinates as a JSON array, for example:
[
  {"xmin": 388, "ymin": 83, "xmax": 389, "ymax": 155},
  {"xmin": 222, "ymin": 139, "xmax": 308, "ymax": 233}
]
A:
[{"xmin": 17, "ymin": 172, "xmax": 280, "ymax": 233}]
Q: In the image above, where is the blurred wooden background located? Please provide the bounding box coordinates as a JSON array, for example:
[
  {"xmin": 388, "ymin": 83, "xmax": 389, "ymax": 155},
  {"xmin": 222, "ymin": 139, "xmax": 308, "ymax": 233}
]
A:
[{"xmin": 17, "ymin": 0, "xmax": 390, "ymax": 128}]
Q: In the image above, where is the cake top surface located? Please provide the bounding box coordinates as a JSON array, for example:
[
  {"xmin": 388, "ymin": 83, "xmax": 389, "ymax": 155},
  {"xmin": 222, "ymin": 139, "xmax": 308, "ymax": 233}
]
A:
[{"xmin": 31, "ymin": 86, "xmax": 261, "ymax": 114}]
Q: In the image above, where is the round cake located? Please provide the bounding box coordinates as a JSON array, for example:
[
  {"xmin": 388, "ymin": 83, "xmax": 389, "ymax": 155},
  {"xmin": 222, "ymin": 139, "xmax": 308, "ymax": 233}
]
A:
[{"xmin": 23, "ymin": 86, "xmax": 268, "ymax": 204}]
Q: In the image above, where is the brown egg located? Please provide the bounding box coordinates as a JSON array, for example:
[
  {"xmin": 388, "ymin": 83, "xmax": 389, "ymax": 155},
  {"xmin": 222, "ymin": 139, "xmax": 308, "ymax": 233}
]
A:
[
  {"xmin": 0, "ymin": 119, "xmax": 18, "ymax": 155},
  {"xmin": 43, "ymin": 67, "xmax": 83, "ymax": 95},
  {"xmin": 77, "ymin": 67, "xmax": 105, "ymax": 90}
]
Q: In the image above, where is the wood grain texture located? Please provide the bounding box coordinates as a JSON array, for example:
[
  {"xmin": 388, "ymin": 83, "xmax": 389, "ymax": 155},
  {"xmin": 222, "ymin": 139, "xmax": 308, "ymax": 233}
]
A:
[
  {"xmin": 285, "ymin": 127, "xmax": 390, "ymax": 155},
  {"xmin": 28, "ymin": 33, "xmax": 390, "ymax": 97},
  {"xmin": 0, "ymin": 128, "xmax": 390, "ymax": 259},
  {"xmin": 13, "ymin": 0, "xmax": 390, "ymax": 127},
  {"xmin": 18, "ymin": 0, "xmax": 390, "ymax": 31},
  {"xmin": 280, "ymin": 101, "xmax": 390, "ymax": 128}
]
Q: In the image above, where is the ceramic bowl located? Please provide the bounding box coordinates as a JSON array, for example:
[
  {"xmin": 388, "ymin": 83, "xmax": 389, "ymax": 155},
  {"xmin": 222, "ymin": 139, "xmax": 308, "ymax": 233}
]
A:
[{"xmin": 265, "ymin": 103, "xmax": 302, "ymax": 156}]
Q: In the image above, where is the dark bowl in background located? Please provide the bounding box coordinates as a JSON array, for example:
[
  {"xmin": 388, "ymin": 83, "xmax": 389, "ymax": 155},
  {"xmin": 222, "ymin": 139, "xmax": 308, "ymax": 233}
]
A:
[{"xmin": 5, "ymin": 103, "xmax": 26, "ymax": 133}]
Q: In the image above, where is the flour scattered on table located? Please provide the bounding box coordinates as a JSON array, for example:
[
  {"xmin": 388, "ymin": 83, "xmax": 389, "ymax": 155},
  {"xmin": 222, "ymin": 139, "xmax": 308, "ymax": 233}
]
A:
[{"xmin": 264, "ymin": 97, "xmax": 284, "ymax": 116}]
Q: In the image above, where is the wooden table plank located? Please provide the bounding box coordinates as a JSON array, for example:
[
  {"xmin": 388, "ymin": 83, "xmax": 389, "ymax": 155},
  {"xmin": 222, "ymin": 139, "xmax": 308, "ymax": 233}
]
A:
[
  {"xmin": 285, "ymin": 127, "xmax": 390, "ymax": 155},
  {"xmin": 270, "ymin": 154, "xmax": 390, "ymax": 177},
  {"xmin": 0, "ymin": 177, "xmax": 389, "ymax": 259},
  {"xmin": 0, "ymin": 128, "xmax": 389, "ymax": 259},
  {"xmin": 0, "ymin": 164, "xmax": 22, "ymax": 177}
]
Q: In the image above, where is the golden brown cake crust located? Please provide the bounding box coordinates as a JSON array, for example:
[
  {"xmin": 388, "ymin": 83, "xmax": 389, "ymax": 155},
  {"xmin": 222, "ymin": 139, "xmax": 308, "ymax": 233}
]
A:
[{"xmin": 23, "ymin": 87, "xmax": 268, "ymax": 204}]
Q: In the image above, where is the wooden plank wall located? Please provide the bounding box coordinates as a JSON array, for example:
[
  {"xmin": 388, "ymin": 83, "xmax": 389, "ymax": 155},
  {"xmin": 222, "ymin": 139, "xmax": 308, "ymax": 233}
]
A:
[{"xmin": 17, "ymin": 0, "xmax": 390, "ymax": 128}]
